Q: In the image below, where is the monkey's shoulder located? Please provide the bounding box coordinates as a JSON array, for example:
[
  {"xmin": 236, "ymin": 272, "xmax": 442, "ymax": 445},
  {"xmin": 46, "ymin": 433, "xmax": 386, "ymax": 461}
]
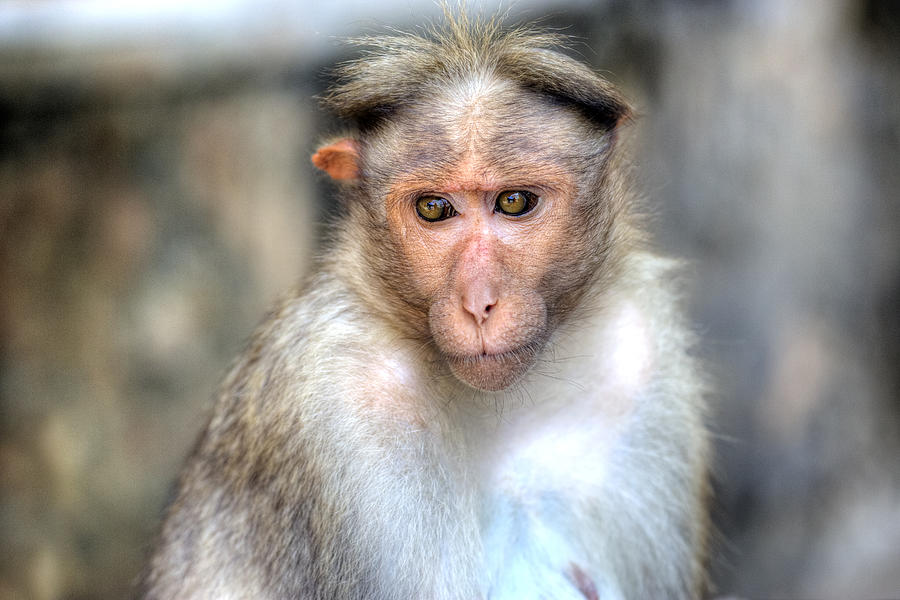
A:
[{"xmin": 211, "ymin": 271, "xmax": 416, "ymax": 418}]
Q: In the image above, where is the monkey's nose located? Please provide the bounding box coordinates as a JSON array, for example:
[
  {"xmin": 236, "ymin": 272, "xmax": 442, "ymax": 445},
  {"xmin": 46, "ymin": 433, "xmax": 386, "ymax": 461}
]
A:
[{"xmin": 462, "ymin": 289, "xmax": 498, "ymax": 326}]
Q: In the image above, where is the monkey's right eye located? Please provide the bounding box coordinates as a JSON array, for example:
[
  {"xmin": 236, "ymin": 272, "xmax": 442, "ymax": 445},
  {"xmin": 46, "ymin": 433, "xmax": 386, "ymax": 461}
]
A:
[{"xmin": 415, "ymin": 196, "xmax": 457, "ymax": 222}]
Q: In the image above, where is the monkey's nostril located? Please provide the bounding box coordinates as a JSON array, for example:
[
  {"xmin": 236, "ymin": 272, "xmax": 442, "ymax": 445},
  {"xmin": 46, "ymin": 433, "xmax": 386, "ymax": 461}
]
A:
[{"xmin": 484, "ymin": 304, "xmax": 493, "ymax": 314}]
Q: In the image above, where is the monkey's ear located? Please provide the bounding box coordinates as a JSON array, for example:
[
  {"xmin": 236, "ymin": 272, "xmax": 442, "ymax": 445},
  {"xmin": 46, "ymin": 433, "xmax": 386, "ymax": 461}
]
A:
[{"xmin": 312, "ymin": 138, "xmax": 361, "ymax": 181}]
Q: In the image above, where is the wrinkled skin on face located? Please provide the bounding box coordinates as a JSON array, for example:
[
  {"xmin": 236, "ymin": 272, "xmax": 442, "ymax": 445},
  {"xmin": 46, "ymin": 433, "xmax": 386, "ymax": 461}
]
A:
[
  {"xmin": 402, "ymin": 184, "xmax": 555, "ymax": 391},
  {"xmin": 313, "ymin": 78, "xmax": 619, "ymax": 391}
]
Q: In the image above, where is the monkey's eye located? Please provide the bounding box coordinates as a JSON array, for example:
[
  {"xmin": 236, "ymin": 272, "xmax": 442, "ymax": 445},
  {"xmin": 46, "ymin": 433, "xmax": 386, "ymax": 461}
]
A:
[
  {"xmin": 495, "ymin": 190, "xmax": 538, "ymax": 216},
  {"xmin": 415, "ymin": 196, "xmax": 457, "ymax": 222}
]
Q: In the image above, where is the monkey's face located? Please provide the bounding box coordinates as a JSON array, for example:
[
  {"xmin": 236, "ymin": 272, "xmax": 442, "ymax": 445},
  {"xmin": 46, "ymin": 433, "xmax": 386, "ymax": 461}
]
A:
[
  {"xmin": 377, "ymin": 137, "xmax": 603, "ymax": 392},
  {"xmin": 389, "ymin": 184, "xmax": 562, "ymax": 391}
]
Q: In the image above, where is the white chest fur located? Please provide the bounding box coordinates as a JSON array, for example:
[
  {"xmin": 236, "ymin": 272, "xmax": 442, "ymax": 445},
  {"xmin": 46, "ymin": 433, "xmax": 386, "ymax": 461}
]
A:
[{"xmin": 464, "ymin": 300, "xmax": 655, "ymax": 598}]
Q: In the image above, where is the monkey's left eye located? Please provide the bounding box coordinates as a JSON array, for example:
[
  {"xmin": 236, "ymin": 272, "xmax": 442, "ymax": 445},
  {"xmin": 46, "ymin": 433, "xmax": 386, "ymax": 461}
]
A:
[
  {"xmin": 495, "ymin": 190, "xmax": 538, "ymax": 216},
  {"xmin": 416, "ymin": 196, "xmax": 457, "ymax": 222}
]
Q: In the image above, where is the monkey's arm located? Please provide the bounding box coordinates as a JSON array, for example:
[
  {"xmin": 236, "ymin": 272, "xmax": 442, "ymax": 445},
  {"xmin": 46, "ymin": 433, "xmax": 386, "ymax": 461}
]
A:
[{"xmin": 140, "ymin": 278, "xmax": 373, "ymax": 598}]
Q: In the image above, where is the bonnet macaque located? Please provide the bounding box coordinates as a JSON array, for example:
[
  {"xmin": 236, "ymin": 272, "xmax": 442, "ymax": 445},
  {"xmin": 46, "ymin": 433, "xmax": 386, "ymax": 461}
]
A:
[{"xmin": 141, "ymin": 13, "xmax": 709, "ymax": 600}]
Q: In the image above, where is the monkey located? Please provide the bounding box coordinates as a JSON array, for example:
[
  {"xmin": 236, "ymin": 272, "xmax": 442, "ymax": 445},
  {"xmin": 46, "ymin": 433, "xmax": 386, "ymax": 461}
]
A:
[{"xmin": 139, "ymin": 13, "xmax": 710, "ymax": 600}]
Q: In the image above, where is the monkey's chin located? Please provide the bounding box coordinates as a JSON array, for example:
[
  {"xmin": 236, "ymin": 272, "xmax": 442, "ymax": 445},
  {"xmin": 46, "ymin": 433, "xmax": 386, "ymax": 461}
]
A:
[{"xmin": 447, "ymin": 353, "xmax": 534, "ymax": 392}]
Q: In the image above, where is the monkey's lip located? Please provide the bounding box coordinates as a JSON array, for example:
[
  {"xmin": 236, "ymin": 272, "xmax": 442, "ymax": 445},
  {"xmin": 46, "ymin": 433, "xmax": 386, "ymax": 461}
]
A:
[
  {"xmin": 447, "ymin": 345, "xmax": 534, "ymax": 364},
  {"xmin": 445, "ymin": 348, "xmax": 536, "ymax": 391}
]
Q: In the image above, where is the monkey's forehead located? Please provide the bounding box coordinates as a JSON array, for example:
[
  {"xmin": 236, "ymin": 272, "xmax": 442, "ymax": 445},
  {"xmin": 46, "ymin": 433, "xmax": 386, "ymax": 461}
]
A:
[{"xmin": 381, "ymin": 155, "xmax": 576, "ymax": 201}]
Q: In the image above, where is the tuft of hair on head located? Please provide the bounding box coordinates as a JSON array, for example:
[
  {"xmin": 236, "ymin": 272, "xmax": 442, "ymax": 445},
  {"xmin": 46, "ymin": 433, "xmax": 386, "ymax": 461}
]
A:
[{"xmin": 322, "ymin": 7, "xmax": 632, "ymax": 133}]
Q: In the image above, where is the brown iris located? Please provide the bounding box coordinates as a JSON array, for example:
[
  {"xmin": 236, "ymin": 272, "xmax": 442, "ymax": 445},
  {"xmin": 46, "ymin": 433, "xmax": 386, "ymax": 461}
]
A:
[
  {"xmin": 415, "ymin": 196, "xmax": 457, "ymax": 222},
  {"xmin": 496, "ymin": 190, "xmax": 538, "ymax": 216}
]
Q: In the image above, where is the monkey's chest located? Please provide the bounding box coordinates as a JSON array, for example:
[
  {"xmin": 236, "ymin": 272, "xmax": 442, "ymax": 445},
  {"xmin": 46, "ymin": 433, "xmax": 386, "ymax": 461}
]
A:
[{"xmin": 476, "ymin": 423, "xmax": 623, "ymax": 600}]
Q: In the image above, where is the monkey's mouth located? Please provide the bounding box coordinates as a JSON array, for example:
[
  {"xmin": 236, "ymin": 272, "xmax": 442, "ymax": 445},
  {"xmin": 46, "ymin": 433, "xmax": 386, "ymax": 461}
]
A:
[
  {"xmin": 449, "ymin": 343, "xmax": 538, "ymax": 365},
  {"xmin": 445, "ymin": 344, "xmax": 540, "ymax": 392}
]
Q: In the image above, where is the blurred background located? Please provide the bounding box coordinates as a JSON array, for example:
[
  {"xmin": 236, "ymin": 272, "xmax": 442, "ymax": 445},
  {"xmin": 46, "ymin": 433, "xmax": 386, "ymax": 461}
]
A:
[{"xmin": 1, "ymin": 0, "xmax": 898, "ymax": 598}]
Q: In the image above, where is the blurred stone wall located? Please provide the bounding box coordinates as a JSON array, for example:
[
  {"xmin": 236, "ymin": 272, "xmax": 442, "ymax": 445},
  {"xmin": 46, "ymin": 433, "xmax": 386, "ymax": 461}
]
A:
[
  {"xmin": 0, "ymin": 57, "xmax": 319, "ymax": 598},
  {"xmin": 630, "ymin": 2, "xmax": 900, "ymax": 596},
  {"xmin": 1, "ymin": 1, "xmax": 898, "ymax": 599}
]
